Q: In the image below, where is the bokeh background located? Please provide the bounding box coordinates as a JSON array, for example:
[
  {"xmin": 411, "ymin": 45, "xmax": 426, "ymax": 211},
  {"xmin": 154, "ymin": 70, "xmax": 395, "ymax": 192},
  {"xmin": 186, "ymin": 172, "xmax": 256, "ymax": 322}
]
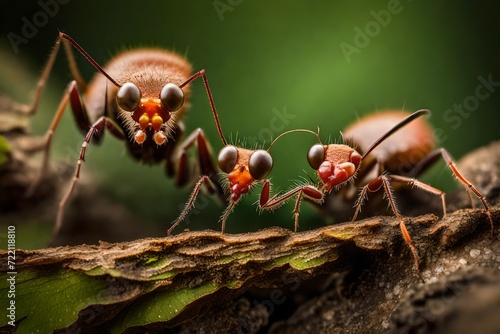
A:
[{"xmin": 1, "ymin": 0, "xmax": 499, "ymax": 248}]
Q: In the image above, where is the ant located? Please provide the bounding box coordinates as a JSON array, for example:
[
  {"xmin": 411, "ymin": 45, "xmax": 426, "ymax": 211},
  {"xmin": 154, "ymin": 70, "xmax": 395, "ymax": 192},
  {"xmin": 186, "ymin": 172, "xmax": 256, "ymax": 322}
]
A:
[
  {"xmin": 27, "ymin": 32, "xmax": 227, "ymax": 241},
  {"xmin": 259, "ymin": 109, "xmax": 493, "ymax": 280},
  {"xmin": 167, "ymin": 129, "xmax": 316, "ymax": 236}
]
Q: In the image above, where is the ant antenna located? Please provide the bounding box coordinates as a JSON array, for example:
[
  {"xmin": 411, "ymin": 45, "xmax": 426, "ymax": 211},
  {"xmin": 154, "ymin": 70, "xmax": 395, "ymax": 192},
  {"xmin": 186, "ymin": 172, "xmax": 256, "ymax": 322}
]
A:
[
  {"xmin": 59, "ymin": 32, "xmax": 122, "ymax": 88},
  {"xmin": 267, "ymin": 128, "xmax": 319, "ymax": 151},
  {"xmin": 362, "ymin": 109, "xmax": 431, "ymax": 160},
  {"xmin": 316, "ymin": 127, "xmax": 324, "ymax": 145},
  {"xmin": 178, "ymin": 69, "xmax": 227, "ymax": 146}
]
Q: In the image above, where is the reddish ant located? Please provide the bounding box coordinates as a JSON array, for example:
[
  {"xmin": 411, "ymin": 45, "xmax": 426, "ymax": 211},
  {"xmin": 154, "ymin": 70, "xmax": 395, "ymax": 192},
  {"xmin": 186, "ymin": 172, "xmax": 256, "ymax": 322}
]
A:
[
  {"xmin": 28, "ymin": 32, "xmax": 227, "ymax": 240},
  {"xmin": 259, "ymin": 109, "xmax": 493, "ymax": 280},
  {"xmin": 167, "ymin": 129, "xmax": 314, "ymax": 236}
]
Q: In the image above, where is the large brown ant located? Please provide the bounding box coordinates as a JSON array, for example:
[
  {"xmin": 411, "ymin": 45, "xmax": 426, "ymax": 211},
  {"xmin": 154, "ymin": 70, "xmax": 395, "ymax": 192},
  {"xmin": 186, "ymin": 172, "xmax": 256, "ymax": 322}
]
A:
[
  {"xmin": 28, "ymin": 32, "xmax": 227, "ymax": 240},
  {"xmin": 259, "ymin": 109, "xmax": 493, "ymax": 280}
]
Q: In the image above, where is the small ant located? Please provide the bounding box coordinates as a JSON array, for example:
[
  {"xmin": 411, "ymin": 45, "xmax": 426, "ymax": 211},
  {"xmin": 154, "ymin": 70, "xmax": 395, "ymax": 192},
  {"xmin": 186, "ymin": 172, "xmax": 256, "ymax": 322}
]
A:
[
  {"xmin": 167, "ymin": 129, "xmax": 314, "ymax": 236},
  {"xmin": 27, "ymin": 32, "xmax": 227, "ymax": 240},
  {"xmin": 259, "ymin": 109, "xmax": 493, "ymax": 280}
]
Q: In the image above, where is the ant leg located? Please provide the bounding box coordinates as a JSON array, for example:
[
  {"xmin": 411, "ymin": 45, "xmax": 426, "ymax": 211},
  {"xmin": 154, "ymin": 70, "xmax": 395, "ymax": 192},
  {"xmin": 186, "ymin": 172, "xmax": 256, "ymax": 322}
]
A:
[
  {"xmin": 407, "ymin": 149, "xmax": 442, "ymax": 179},
  {"xmin": 164, "ymin": 123, "xmax": 184, "ymax": 178},
  {"xmin": 28, "ymin": 37, "xmax": 61, "ymax": 115},
  {"xmin": 168, "ymin": 174, "xmax": 233, "ymax": 235},
  {"xmin": 168, "ymin": 128, "xmax": 229, "ymax": 235},
  {"xmin": 260, "ymin": 180, "xmax": 323, "ymax": 232},
  {"xmin": 399, "ymin": 219, "xmax": 424, "ymax": 283},
  {"xmin": 353, "ymin": 175, "xmax": 424, "ymax": 282},
  {"xmin": 167, "ymin": 175, "xmax": 216, "ymax": 236},
  {"xmin": 440, "ymin": 148, "xmax": 494, "ymax": 235},
  {"xmin": 220, "ymin": 201, "xmax": 238, "ymax": 234},
  {"xmin": 411, "ymin": 148, "xmax": 493, "ymax": 236},
  {"xmin": 388, "ymin": 175, "xmax": 446, "ymax": 217},
  {"xmin": 352, "ymin": 185, "xmax": 369, "ymax": 222},
  {"xmin": 26, "ymin": 80, "xmax": 90, "ymax": 196},
  {"xmin": 352, "ymin": 174, "xmax": 401, "ymax": 222},
  {"xmin": 173, "ymin": 128, "xmax": 223, "ymax": 198},
  {"xmin": 27, "ymin": 34, "xmax": 93, "ymax": 195},
  {"xmin": 60, "ymin": 36, "xmax": 87, "ymax": 90},
  {"xmin": 53, "ymin": 116, "xmax": 124, "ymax": 242},
  {"xmin": 28, "ymin": 35, "xmax": 87, "ymax": 116}
]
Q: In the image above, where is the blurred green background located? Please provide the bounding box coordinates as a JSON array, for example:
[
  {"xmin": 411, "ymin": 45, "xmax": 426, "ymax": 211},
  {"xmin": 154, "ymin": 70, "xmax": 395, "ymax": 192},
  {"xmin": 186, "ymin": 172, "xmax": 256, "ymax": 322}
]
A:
[{"xmin": 1, "ymin": 0, "xmax": 499, "ymax": 245}]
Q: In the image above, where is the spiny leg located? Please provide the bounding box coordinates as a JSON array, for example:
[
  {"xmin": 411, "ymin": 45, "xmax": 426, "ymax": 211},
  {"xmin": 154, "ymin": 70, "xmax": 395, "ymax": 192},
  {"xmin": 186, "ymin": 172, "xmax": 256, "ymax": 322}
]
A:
[
  {"xmin": 440, "ymin": 148, "xmax": 493, "ymax": 235},
  {"xmin": 28, "ymin": 34, "xmax": 89, "ymax": 125},
  {"xmin": 174, "ymin": 128, "xmax": 221, "ymax": 197},
  {"xmin": 26, "ymin": 80, "xmax": 88, "ymax": 196},
  {"xmin": 167, "ymin": 175, "xmax": 216, "ymax": 236},
  {"xmin": 260, "ymin": 180, "xmax": 323, "ymax": 232},
  {"xmin": 60, "ymin": 36, "xmax": 87, "ymax": 90},
  {"xmin": 411, "ymin": 148, "xmax": 494, "ymax": 236},
  {"xmin": 27, "ymin": 34, "xmax": 93, "ymax": 195},
  {"xmin": 53, "ymin": 116, "xmax": 124, "ymax": 242},
  {"xmin": 388, "ymin": 174, "xmax": 446, "ymax": 217},
  {"xmin": 28, "ymin": 37, "xmax": 61, "ymax": 115},
  {"xmin": 353, "ymin": 174, "xmax": 424, "ymax": 282},
  {"xmin": 398, "ymin": 219, "xmax": 424, "ymax": 283},
  {"xmin": 220, "ymin": 201, "xmax": 238, "ymax": 234},
  {"xmin": 292, "ymin": 191, "xmax": 305, "ymax": 233},
  {"xmin": 27, "ymin": 33, "xmax": 88, "ymax": 115}
]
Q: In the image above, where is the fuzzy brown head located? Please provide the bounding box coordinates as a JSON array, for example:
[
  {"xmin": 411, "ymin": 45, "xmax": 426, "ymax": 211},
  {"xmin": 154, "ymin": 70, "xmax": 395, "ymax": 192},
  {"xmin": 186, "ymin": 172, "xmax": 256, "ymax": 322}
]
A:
[
  {"xmin": 116, "ymin": 81, "xmax": 184, "ymax": 145},
  {"xmin": 82, "ymin": 48, "xmax": 193, "ymax": 147}
]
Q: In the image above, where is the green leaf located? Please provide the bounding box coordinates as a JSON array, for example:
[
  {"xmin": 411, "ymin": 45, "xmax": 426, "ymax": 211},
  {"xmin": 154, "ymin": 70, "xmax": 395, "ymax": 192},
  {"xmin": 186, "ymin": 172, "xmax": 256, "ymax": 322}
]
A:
[
  {"xmin": 110, "ymin": 282, "xmax": 221, "ymax": 333},
  {"xmin": 0, "ymin": 135, "xmax": 10, "ymax": 166},
  {"xmin": 0, "ymin": 270, "xmax": 109, "ymax": 333}
]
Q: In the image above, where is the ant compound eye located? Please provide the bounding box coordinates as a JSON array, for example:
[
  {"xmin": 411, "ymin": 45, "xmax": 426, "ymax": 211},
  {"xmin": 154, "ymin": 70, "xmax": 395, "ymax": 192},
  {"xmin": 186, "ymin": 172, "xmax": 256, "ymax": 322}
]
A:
[
  {"xmin": 218, "ymin": 145, "xmax": 238, "ymax": 173},
  {"xmin": 117, "ymin": 82, "xmax": 141, "ymax": 111},
  {"xmin": 249, "ymin": 150, "xmax": 273, "ymax": 180},
  {"xmin": 307, "ymin": 144, "xmax": 325, "ymax": 170},
  {"xmin": 160, "ymin": 83, "xmax": 184, "ymax": 111}
]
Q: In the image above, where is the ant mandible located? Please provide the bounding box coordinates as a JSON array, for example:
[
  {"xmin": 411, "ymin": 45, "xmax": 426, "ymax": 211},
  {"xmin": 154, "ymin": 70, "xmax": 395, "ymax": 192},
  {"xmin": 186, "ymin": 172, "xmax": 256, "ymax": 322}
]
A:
[
  {"xmin": 28, "ymin": 32, "xmax": 227, "ymax": 241},
  {"xmin": 259, "ymin": 109, "xmax": 493, "ymax": 280}
]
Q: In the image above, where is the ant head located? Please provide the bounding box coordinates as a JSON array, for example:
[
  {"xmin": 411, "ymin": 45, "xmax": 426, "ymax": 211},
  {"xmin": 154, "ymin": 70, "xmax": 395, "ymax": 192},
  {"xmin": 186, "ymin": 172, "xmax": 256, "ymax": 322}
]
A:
[
  {"xmin": 218, "ymin": 145, "xmax": 273, "ymax": 202},
  {"xmin": 116, "ymin": 82, "xmax": 185, "ymax": 145},
  {"xmin": 308, "ymin": 143, "xmax": 362, "ymax": 192},
  {"xmin": 59, "ymin": 33, "xmax": 184, "ymax": 145}
]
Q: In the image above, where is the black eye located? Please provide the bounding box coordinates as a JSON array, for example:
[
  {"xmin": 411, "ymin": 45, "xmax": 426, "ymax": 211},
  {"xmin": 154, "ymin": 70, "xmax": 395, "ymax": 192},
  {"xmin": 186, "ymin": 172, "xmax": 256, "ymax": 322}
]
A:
[
  {"xmin": 117, "ymin": 82, "xmax": 141, "ymax": 111},
  {"xmin": 249, "ymin": 150, "xmax": 273, "ymax": 180},
  {"xmin": 218, "ymin": 145, "xmax": 238, "ymax": 173},
  {"xmin": 160, "ymin": 83, "xmax": 184, "ymax": 111},
  {"xmin": 307, "ymin": 144, "xmax": 325, "ymax": 170}
]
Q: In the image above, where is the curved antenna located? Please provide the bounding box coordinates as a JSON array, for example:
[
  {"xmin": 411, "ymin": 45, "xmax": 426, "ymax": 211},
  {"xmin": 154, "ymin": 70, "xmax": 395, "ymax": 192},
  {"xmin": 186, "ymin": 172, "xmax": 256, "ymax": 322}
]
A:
[
  {"xmin": 267, "ymin": 128, "xmax": 320, "ymax": 152},
  {"xmin": 316, "ymin": 126, "xmax": 323, "ymax": 145},
  {"xmin": 59, "ymin": 32, "xmax": 122, "ymax": 88},
  {"xmin": 361, "ymin": 109, "xmax": 431, "ymax": 160}
]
